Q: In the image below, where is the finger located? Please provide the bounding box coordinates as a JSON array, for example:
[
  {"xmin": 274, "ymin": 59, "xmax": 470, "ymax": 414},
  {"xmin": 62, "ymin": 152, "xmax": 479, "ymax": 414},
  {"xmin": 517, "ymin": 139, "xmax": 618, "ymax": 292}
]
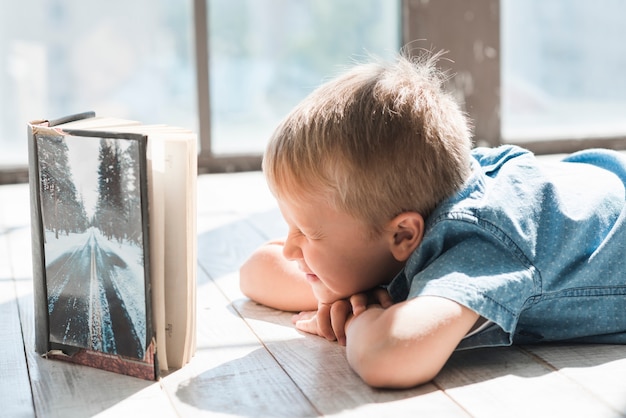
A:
[
  {"xmin": 294, "ymin": 315, "xmax": 321, "ymax": 336},
  {"xmin": 291, "ymin": 310, "xmax": 316, "ymax": 324},
  {"xmin": 316, "ymin": 303, "xmax": 336, "ymax": 341},
  {"xmin": 373, "ymin": 287, "xmax": 394, "ymax": 308},
  {"xmin": 330, "ymin": 300, "xmax": 352, "ymax": 346},
  {"xmin": 349, "ymin": 293, "xmax": 368, "ymax": 316}
]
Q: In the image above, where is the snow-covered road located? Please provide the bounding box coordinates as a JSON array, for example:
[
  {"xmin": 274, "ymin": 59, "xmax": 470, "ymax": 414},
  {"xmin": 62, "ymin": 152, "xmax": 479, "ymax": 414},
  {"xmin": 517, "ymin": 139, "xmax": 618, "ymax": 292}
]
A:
[{"xmin": 45, "ymin": 228, "xmax": 147, "ymax": 359}]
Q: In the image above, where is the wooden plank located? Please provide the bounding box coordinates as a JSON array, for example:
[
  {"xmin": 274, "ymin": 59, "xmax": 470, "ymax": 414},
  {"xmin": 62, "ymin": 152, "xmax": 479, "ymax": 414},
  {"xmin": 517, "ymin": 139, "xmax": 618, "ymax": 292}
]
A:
[
  {"xmin": 195, "ymin": 193, "xmax": 468, "ymax": 415},
  {"xmin": 12, "ymin": 216, "xmax": 314, "ymax": 418},
  {"xmin": 435, "ymin": 347, "xmax": 621, "ymax": 417},
  {"xmin": 198, "ymin": 217, "xmax": 268, "ymax": 283},
  {"xmin": 160, "ymin": 269, "xmax": 319, "ymax": 417},
  {"xmin": 186, "ymin": 188, "xmax": 321, "ymax": 415},
  {"xmin": 0, "ymin": 229, "xmax": 35, "ymax": 418},
  {"xmin": 196, "ymin": 171, "xmax": 285, "ymax": 245},
  {"xmin": 3, "ymin": 184, "xmax": 179, "ymax": 418},
  {"xmin": 27, "ymin": 360, "xmax": 176, "ymax": 418},
  {"xmin": 197, "ymin": 172, "xmax": 626, "ymax": 416},
  {"xmin": 196, "ymin": 175, "xmax": 468, "ymax": 416},
  {"xmin": 196, "ymin": 171, "xmax": 282, "ymax": 282},
  {"xmin": 195, "ymin": 172, "xmax": 285, "ymax": 285},
  {"xmin": 231, "ymin": 298, "xmax": 470, "ymax": 417},
  {"xmin": 196, "ymin": 171, "xmax": 277, "ymax": 218},
  {"xmin": 242, "ymin": 208, "xmax": 287, "ymax": 242},
  {"xmin": 5, "ymin": 169, "xmax": 625, "ymax": 417},
  {"xmin": 522, "ymin": 344, "xmax": 626, "ymax": 415}
]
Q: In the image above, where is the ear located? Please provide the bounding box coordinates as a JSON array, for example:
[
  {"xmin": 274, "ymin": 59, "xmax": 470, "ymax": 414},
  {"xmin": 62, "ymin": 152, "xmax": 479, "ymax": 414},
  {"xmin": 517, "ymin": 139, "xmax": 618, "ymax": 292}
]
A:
[{"xmin": 387, "ymin": 212, "xmax": 424, "ymax": 262}]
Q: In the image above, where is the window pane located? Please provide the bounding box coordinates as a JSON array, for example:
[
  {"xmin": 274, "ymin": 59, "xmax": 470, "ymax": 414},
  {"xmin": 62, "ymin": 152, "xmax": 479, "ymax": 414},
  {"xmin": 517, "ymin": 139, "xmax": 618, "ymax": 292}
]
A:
[
  {"xmin": 0, "ymin": 0, "xmax": 196, "ymax": 166},
  {"xmin": 208, "ymin": 0, "xmax": 400, "ymax": 154},
  {"xmin": 502, "ymin": 0, "xmax": 626, "ymax": 141}
]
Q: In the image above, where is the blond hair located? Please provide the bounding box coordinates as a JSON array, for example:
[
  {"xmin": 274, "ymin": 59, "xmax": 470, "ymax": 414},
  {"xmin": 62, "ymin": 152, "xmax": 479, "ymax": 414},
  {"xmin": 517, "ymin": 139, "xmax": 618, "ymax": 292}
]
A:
[{"xmin": 264, "ymin": 52, "xmax": 473, "ymax": 234}]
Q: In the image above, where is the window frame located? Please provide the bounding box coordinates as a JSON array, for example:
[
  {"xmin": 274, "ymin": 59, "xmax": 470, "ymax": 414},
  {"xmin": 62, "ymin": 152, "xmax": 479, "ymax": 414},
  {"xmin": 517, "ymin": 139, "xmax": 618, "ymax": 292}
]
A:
[
  {"xmin": 3, "ymin": 0, "xmax": 626, "ymax": 184},
  {"xmin": 402, "ymin": 0, "xmax": 626, "ymax": 155},
  {"xmin": 196, "ymin": 0, "xmax": 626, "ymax": 170},
  {"xmin": 193, "ymin": 0, "xmax": 263, "ymax": 173}
]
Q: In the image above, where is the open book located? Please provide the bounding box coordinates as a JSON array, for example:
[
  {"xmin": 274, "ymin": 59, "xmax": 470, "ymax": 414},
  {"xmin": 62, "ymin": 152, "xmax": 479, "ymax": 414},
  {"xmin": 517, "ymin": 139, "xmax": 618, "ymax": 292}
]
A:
[{"xmin": 27, "ymin": 111, "xmax": 197, "ymax": 380}]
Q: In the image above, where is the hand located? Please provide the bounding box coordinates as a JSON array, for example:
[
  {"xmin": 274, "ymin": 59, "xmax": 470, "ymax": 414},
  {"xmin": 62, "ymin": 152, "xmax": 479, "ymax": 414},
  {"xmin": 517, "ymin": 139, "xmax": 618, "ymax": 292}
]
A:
[
  {"xmin": 292, "ymin": 287, "xmax": 394, "ymax": 346},
  {"xmin": 292, "ymin": 299, "xmax": 351, "ymax": 345},
  {"xmin": 349, "ymin": 287, "xmax": 394, "ymax": 316}
]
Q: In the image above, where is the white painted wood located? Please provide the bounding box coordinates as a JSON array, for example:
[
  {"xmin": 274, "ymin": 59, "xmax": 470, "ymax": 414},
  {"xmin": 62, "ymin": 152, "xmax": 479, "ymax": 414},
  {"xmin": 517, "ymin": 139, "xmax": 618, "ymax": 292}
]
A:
[
  {"xmin": 160, "ymin": 269, "xmax": 318, "ymax": 417},
  {"xmin": 195, "ymin": 192, "xmax": 469, "ymax": 417},
  {"xmin": 3, "ymin": 172, "xmax": 626, "ymax": 417},
  {"xmin": 436, "ymin": 347, "xmax": 622, "ymax": 418},
  {"xmin": 522, "ymin": 344, "xmax": 626, "ymax": 415},
  {"xmin": 0, "ymin": 230, "xmax": 35, "ymax": 418},
  {"xmin": 230, "ymin": 298, "xmax": 471, "ymax": 417},
  {"xmin": 3, "ymin": 184, "xmax": 179, "ymax": 418}
]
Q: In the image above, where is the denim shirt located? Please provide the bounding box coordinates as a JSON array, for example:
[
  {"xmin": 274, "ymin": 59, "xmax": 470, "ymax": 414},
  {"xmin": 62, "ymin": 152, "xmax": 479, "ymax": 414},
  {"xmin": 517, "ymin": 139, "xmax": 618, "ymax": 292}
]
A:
[{"xmin": 387, "ymin": 145, "xmax": 626, "ymax": 350}]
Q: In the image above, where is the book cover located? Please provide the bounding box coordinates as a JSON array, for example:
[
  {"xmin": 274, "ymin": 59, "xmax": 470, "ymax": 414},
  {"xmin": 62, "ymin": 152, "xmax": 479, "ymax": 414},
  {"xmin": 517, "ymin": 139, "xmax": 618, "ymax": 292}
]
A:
[{"xmin": 28, "ymin": 115, "xmax": 157, "ymax": 380}]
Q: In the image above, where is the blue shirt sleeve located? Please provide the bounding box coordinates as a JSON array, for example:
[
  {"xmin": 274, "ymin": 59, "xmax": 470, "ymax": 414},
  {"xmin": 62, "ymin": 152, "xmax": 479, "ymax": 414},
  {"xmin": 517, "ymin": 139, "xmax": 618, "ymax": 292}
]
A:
[{"xmin": 404, "ymin": 216, "xmax": 537, "ymax": 348}]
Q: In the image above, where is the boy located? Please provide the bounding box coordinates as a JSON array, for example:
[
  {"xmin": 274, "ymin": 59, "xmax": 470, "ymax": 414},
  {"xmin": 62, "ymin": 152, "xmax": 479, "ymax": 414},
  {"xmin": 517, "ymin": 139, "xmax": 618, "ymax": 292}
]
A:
[{"xmin": 239, "ymin": 53, "xmax": 626, "ymax": 389}]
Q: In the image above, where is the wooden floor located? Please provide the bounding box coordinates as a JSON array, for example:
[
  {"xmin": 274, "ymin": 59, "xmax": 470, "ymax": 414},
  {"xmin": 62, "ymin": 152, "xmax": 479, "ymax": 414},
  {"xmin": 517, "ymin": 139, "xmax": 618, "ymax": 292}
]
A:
[{"xmin": 2, "ymin": 170, "xmax": 626, "ymax": 418}]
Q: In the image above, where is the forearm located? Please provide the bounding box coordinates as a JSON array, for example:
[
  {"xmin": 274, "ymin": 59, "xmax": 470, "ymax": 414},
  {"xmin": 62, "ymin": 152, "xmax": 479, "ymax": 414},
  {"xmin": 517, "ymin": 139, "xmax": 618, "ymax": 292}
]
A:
[
  {"xmin": 345, "ymin": 307, "xmax": 435, "ymax": 388},
  {"xmin": 239, "ymin": 241, "xmax": 317, "ymax": 311},
  {"xmin": 345, "ymin": 297, "xmax": 478, "ymax": 389}
]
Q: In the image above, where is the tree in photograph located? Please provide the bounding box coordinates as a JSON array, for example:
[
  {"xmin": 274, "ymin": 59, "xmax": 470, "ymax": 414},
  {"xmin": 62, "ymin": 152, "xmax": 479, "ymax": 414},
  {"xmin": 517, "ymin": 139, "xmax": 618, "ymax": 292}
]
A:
[
  {"xmin": 74, "ymin": 192, "xmax": 91, "ymax": 232},
  {"xmin": 94, "ymin": 138, "xmax": 125, "ymax": 241},
  {"xmin": 120, "ymin": 140, "xmax": 143, "ymax": 247},
  {"xmin": 37, "ymin": 135, "xmax": 89, "ymax": 239}
]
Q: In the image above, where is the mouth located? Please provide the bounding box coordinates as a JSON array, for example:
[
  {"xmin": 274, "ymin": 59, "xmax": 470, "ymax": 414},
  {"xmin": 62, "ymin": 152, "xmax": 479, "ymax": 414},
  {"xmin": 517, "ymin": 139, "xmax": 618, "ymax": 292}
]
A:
[{"xmin": 305, "ymin": 273, "xmax": 320, "ymax": 284}]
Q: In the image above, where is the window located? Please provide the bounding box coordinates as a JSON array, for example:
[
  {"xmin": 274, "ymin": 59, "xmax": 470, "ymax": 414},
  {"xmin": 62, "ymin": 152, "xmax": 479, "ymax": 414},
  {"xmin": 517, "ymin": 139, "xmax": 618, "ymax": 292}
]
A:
[
  {"xmin": 0, "ymin": 0, "xmax": 400, "ymax": 181},
  {"xmin": 0, "ymin": 0, "xmax": 196, "ymax": 173},
  {"xmin": 3, "ymin": 0, "xmax": 625, "ymax": 183},
  {"xmin": 403, "ymin": 0, "xmax": 626, "ymax": 154},
  {"xmin": 202, "ymin": 0, "xmax": 400, "ymax": 165},
  {"xmin": 502, "ymin": 0, "xmax": 626, "ymax": 145}
]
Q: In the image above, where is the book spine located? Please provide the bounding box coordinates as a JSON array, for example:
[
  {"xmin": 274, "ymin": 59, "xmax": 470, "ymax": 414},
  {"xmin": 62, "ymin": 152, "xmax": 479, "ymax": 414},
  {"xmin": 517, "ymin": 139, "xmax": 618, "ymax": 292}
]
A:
[
  {"xmin": 48, "ymin": 111, "xmax": 96, "ymax": 127},
  {"xmin": 27, "ymin": 124, "xmax": 49, "ymax": 355}
]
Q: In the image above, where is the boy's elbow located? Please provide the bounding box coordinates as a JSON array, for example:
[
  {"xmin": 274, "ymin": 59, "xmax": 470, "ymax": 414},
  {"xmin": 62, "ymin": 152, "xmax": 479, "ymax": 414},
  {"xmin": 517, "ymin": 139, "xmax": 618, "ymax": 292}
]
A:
[
  {"xmin": 238, "ymin": 258, "xmax": 259, "ymax": 300},
  {"xmin": 239, "ymin": 241, "xmax": 287, "ymax": 303},
  {"xmin": 347, "ymin": 342, "xmax": 439, "ymax": 389}
]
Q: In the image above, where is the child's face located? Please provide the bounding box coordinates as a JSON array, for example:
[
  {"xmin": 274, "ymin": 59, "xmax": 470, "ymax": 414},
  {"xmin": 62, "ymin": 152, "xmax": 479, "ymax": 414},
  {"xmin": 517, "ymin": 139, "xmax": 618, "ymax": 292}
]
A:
[{"xmin": 278, "ymin": 195, "xmax": 404, "ymax": 305}]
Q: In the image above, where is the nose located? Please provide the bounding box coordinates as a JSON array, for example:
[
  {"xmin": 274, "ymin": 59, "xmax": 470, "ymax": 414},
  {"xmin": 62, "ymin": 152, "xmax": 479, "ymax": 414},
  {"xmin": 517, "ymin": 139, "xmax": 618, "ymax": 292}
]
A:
[{"xmin": 282, "ymin": 234, "xmax": 302, "ymax": 261}]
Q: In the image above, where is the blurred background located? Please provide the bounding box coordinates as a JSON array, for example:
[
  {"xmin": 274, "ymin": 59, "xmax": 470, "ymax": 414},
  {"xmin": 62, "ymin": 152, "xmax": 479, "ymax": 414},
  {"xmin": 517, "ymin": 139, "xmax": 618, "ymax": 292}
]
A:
[{"xmin": 2, "ymin": 0, "xmax": 626, "ymax": 182}]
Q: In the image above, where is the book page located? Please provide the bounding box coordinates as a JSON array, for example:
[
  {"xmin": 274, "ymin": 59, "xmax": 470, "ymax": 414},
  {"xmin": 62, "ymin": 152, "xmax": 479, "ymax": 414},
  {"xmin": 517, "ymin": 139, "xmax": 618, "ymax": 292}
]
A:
[
  {"xmin": 182, "ymin": 134, "xmax": 198, "ymax": 365},
  {"xmin": 161, "ymin": 136, "xmax": 197, "ymax": 368},
  {"xmin": 99, "ymin": 123, "xmax": 197, "ymax": 369},
  {"xmin": 147, "ymin": 137, "xmax": 168, "ymax": 371},
  {"xmin": 55, "ymin": 116, "xmax": 141, "ymax": 130}
]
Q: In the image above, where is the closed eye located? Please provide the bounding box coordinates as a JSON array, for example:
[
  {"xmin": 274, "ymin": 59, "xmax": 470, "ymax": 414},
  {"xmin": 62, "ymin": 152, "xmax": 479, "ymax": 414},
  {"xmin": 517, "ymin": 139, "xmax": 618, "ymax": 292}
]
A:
[
  {"xmin": 288, "ymin": 228, "xmax": 305, "ymax": 240},
  {"xmin": 288, "ymin": 225, "xmax": 324, "ymax": 241},
  {"xmin": 304, "ymin": 230, "xmax": 325, "ymax": 240}
]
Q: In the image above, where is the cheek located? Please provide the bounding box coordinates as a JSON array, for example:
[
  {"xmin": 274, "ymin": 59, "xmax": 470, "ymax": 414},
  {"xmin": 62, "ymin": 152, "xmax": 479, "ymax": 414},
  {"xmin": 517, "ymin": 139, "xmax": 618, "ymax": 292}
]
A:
[
  {"xmin": 323, "ymin": 259, "xmax": 372, "ymax": 295},
  {"xmin": 305, "ymin": 250, "xmax": 349, "ymax": 285},
  {"xmin": 305, "ymin": 243, "xmax": 388, "ymax": 295},
  {"xmin": 344, "ymin": 247, "xmax": 394, "ymax": 289},
  {"xmin": 307, "ymin": 249, "xmax": 342, "ymax": 277}
]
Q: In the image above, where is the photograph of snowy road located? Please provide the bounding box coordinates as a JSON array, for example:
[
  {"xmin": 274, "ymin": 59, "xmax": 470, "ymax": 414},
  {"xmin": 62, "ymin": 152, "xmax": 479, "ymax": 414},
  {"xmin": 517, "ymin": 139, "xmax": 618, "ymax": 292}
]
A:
[{"xmin": 37, "ymin": 133, "xmax": 148, "ymax": 360}]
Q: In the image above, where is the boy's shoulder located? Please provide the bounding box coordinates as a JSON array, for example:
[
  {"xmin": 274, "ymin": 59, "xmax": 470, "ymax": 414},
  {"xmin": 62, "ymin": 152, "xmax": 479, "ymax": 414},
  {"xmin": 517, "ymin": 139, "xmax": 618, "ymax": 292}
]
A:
[
  {"xmin": 469, "ymin": 145, "xmax": 534, "ymax": 174},
  {"xmin": 432, "ymin": 145, "xmax": 537, "ymax": 215},
  {"xmin": 429, "ymin": 144, "xmax": 624, "ymax": 243}
]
